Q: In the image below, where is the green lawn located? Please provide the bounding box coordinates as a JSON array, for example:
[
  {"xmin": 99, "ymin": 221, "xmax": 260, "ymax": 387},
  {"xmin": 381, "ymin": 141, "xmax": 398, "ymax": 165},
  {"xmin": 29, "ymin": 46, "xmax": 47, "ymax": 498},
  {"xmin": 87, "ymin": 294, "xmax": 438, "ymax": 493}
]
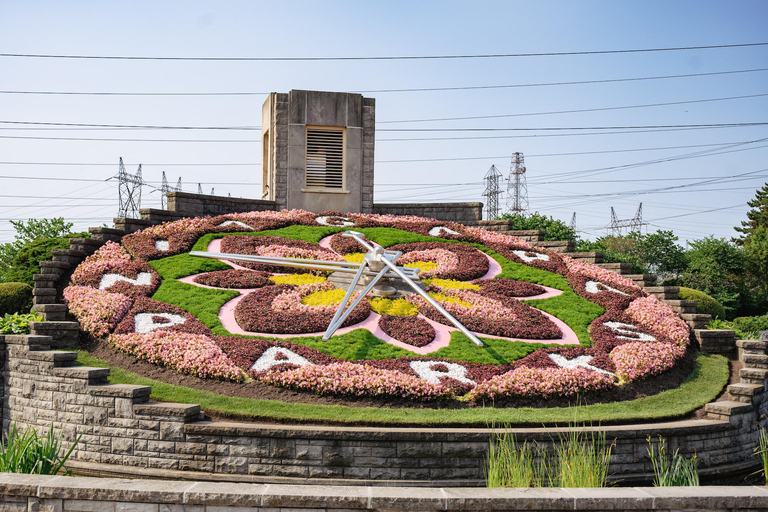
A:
[{"xmin": 77, "ymin": 351, "xmax": 728, "ymax": 426}]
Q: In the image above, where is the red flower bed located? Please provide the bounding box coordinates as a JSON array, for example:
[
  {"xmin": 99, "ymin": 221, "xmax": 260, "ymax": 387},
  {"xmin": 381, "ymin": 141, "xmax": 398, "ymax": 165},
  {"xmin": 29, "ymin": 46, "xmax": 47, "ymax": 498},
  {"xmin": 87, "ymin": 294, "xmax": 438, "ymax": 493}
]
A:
[
  {"xmin": 386, "ymin": 241, "xmax": 489, "ymax": 281},
  {"xmin": 114, "ymin": 296, "xmax": 212, "ymax": 336},
  {"xmin": 215, "ymin": 336, "xmax": 339, "ymax": 373},
  {"xmin": 193, "ymin": 269, "xmax": 272, "ymax": 289},
  {"xmin": 328, "ymin": 232, "xmax": 371, "ymax": 254},
  {"xmin": 489, "ymin": 244, "xmax": 567, "ymax": 274},
  {"xmin": 233, "ymin": 284, "xmax": 371, "ymax": 334},
  {"xmin": 566, "ymin": 273, "xmax": 638, "ymax": 312},
  {"xmin": 378, "ymin": 314, "xmax": 436, "ymax": 347}
]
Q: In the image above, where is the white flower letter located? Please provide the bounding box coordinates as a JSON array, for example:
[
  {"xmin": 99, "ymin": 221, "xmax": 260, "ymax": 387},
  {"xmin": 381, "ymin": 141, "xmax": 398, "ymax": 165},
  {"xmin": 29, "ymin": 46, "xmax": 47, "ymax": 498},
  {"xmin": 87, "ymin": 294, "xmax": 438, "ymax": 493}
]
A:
[
  {"xmin": 250, "ymin": 347, "xmax": 314, "ymax": 371},
  {"xmin": 511, "ymin": 250, "xmax": 550, "ymax": 263},
  {"xmin": 603, "ymin": 321, "xmax": 657, "ymax": 342},
  {"xmin": 315, "ymin": 215, "xmax": 355, "ymax": 227},
  {"xmin": 585, "ymin": 280, "xmax": 629, "ymax": 296},
  {"xmin": 99, "ymin": 272, "xmax": 153, "ymax": 290},
  {"xmin": 155, "ymin": 240, "xmax": 170, "ymax": 251},
  {"xmin": 218, "ymin": 220, "xmax": 254, "ymax": 230},
  {"xmin": 134, "ymin": 313, "xmax": 187, "ymax": 333},
  {"xmin": 409, "ymin": 360, "xmax": 476, "ymax": 386},
  {"xmin": 428, "ymin": 226, "xmax": 460, "ymax": 237},
  {"xmin": 548, "ymin": 353, "xmax": 615, "ymax": 376}
]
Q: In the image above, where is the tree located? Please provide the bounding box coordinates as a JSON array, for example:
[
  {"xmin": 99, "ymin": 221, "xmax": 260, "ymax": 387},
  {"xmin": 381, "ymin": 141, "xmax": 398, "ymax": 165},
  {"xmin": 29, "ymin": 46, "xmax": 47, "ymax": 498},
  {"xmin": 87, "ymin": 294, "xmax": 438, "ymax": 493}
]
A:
[
  {"xmin": 496, "ymin": 212, "xmax": 577, "ymax": 242},
  {"xmin": 0, "ymin": 218, "xmax": 74, "ymax": 283},
  {"xmin": 681, "ymin": 236, "xmax": 750, "ymax": 318},
  {"xmin": 734, "ymin": 182, "xmax": 768, "ymax": 245},
  {"xmin": 744, "ymin": 226, "xmax": 768, "ymax": 307}
]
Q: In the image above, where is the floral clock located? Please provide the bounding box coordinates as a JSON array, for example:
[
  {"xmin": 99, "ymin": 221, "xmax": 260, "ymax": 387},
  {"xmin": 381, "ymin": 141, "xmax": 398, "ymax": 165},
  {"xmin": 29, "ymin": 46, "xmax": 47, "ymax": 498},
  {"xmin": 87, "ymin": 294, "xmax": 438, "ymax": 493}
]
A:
[{"xmin": 64, "ymin": 210, "xmax": 692, "ymax": 403}]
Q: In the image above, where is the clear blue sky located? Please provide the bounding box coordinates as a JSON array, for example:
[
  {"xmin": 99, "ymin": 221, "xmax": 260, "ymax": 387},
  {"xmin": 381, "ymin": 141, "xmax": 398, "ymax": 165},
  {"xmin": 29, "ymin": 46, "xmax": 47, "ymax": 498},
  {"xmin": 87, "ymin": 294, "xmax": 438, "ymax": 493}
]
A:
[{"xmin": 1, "ymin": 1, "xmax": 766, "ymax": 244}]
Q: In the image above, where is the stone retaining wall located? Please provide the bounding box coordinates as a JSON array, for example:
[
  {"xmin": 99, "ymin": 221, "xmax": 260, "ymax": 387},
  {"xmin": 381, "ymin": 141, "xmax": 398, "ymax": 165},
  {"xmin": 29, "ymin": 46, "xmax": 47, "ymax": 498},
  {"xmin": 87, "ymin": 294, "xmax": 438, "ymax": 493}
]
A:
[
  {"xmin": 372, "ymin": 202, "xmax": 483, "ymax": 225},
  {"xmin": 1, "ymin": 329, "xmax": 766, "ymax": 485},
  {"xmin": 0, "ymin": 474, "xmax": 767, "ymax": 512}
]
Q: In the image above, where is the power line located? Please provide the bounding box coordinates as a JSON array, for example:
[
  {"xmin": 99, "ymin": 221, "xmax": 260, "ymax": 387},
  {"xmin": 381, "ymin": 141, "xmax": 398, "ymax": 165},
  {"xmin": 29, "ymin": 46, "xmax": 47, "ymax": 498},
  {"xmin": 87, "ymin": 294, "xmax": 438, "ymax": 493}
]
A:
[
  {"xmin": 0, "ymin": 175, "xmax": 260, "ymax": 185},
  {"xmin": 0, "ymin": 135, "xmax": 256, "ymax": 143},
  {"xmin": 0, "ymin": 120, "xmax": 261, "ymax": 130},
  {"xmin": 2, "ymin": 42, "xmax": 765, "ymax": 61},
  {"xmin": 378, "ymin": 122, "xmax": 768, "ymax": 132},
  {"xmin": 378, "ymin": 93, "xmax": 768, "ymax": 123},
  {"xmin": 1, "ymin": 68, "xmax": 766, "ymax": 96}
]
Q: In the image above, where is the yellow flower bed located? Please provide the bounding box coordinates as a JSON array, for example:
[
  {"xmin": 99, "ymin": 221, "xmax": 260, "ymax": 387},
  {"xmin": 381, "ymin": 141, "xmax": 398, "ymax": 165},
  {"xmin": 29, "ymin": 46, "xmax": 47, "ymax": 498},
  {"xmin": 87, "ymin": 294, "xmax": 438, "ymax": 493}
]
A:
[
  {"xmin": 428, "ymin": 292, "xmax": 474, "ymax": 308},
  {"xmin": 404, "ymin": 261, "xmax": 438, "ymax": 273},
  {"xmin": 301, "ymin": 288, "xmax": 347, "ymax": 306},
  {"xmin": 343, "ymin": 253, "xmax": 365, "ymax": 263},
  {"xmin": 369, "ymin": 297, "xmax": 418, "ymax": 316},
  {"xmin": 424, "ymin": 278, "xmax": 480, "ymax": 291},
  {"xmin": 270, "ymin": 274, "xmax": 327, "ymax": 286}
]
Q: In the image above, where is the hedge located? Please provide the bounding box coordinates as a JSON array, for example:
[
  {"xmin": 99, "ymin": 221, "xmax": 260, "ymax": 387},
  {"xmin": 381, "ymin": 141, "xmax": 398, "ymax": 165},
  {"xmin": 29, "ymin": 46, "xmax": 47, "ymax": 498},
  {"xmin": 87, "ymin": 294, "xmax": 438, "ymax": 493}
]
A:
[
  {"xmin": 0, "ymin": 282, "xmax": 33, "ymax": 315},
  {"xmin": 678, "ymin": 286, "xmax": 726, "ymax": 320}
]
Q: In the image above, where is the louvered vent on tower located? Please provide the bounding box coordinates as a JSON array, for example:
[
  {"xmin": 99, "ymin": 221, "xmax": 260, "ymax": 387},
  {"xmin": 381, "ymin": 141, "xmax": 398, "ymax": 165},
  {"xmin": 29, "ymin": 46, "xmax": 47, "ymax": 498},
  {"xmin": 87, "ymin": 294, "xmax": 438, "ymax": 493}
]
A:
[{"xmin": 306, "ymin": 127, "xmax": 345, "ymax": 189}]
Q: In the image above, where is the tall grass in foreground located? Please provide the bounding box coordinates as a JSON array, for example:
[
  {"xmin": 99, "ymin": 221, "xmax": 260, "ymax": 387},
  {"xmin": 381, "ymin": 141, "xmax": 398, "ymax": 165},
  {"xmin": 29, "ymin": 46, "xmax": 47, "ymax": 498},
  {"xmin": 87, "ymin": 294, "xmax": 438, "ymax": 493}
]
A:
[
  {"xmin": 486, "ymin": 424, "xmax": 614, "ymax": 488},
  {"xmin": 0, "ymin": 423, "xmax": 80, "ymax": 475},
  {"xmin": 754, "ymin": 427, "xmax": 768, "ymax": 485},
  {"xmin": 647, "ymin": 436, "xmax": 699, "ymax": 486}
]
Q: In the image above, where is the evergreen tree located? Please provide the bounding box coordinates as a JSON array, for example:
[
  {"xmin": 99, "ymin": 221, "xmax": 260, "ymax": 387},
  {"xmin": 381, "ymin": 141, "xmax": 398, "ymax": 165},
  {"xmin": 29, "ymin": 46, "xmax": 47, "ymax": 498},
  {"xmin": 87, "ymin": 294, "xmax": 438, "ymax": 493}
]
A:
[{"xmin": 734, "ymin": 182, "xmax": 768, "ymax": 245}]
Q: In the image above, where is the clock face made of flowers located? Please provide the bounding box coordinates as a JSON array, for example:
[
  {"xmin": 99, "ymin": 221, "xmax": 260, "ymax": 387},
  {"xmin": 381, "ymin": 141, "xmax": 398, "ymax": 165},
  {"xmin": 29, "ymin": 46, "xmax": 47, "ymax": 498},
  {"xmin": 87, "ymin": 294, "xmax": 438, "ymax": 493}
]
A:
[{"xmin": 64, "ymin": 210, "xmax": 692, "ymax": 403}]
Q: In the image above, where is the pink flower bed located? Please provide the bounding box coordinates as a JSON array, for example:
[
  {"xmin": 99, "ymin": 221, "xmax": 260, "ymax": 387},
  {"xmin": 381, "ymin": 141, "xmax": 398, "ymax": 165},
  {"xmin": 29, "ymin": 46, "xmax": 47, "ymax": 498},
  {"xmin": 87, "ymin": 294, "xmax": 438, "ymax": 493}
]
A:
[
  {"xmin": 110, "ymin": 332, "xmax": 245, "ymax": 381},
  {"xmin": 122, "ymin": 216, "xmax": 214, "ymax": 259},
  {"xmin": 610, "ymin": 341, "xmax": 684, "ymax": 382},
  {"xmin": 388, "ymin": 242, "xmax": 489, "ymax": 281},
  {"xmin": 220, "ymin": 235, "xmax": 343, "ymax": 274},
  {"xmin": 63, "ymin": 285, "xmax": 132, "ymax": 337},
  {"xmin": 562, "ymin": 256, "xmax": 641, "ymax": 293},
  {"xmin": 257, "ymin": 361, "xmax": 451, "ymax": 400},
  {"xmin": 469, "ymin": 366, "xmax": 615, "ymax": 401},
  {"xmin": 626, "ymin": 295, "xmax": 690, "ymax": 348}
]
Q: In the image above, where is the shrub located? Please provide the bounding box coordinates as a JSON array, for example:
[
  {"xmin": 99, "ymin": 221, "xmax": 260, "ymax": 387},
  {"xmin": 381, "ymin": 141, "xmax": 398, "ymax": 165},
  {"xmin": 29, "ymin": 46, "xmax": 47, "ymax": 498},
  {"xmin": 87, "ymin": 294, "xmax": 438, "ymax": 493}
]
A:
[
  {"xmin": 0, "ymin": 312, "xmax": 43, "ymax": 334},
  {"xmin": 678, "ymin": 287, "xmax": 726, "ymax": 320},
  {"xmin": 2, "ymin": 233, "xmax": 89, "ymax": 286},
  {"xmin": 0, "ymin": 282, "xmax": 33, "ymax": 315},
  {"xmin": 731, "ymin": 314, "xmax": 768, "ymax": 334}
]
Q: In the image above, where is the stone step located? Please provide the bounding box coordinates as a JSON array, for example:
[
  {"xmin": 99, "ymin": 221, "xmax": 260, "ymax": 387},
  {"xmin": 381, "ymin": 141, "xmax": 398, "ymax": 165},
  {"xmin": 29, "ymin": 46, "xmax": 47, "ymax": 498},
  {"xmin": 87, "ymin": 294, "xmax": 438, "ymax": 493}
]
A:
[
  {"xmin": 88, "ymin": 226, "xmax": 125, "ymax": 242},
  {"xmin": 537, "ymin": 240, "xmax": 574, "ymax": 253},
  {"xmin": 644, "ymin": 286, "xmax": 679, "ymax": 300},
  {"xmin": 736, "ymin": 339, "xmax": 768, "ymax": 353},
  {"xmin": 595, "ymin": 262, "xmax": 634, "ymax": 274},
  {"xmin": 26, "ymin": 350, "xmax": 78, "ymax": 366},
  {"xmin": 563, "ymin": 252, "xmax": 604, "ymax": 264},
  {"xmin": 32, "ymin": 273, "xmax": 58, "ymax": 287},
  {"xmin": 29, "ymin": 321, "xmax": 80, "ymax": 347},
  {"xmin": 727, "ymin": 383, "xmax": 764, "ymax": 403},
  {"xmin": 695, "ymin": 329, "xmax": 736, "ymax": 353},
  {"xmin": 505, "ymin": 229, "xmax": 544, "ymax": 242},
  {"xmin": 90, "ymin": 383, "xmax": 152, "ymax": 403},
  {"xmin": 742, "ymin": 353, "xmax": 768, "ymax": 369},
  {"xmin": 68, "ymin": 237, "xmax": 103, "ymax": 255},
  {"xmin": 51, "ymin": 366, "xmax": 110, "ymax": 384},
  {"xmin": 3, "ymin": 334, "xmax": 53, "ymax": 349},
  {"xmin": 113, "ymin": 217, "xmax": 155, "ymax": 235},
  {"xmin": 704, "ymin": 400, "xmax": 753, "ymax": 420},
  {"xmin": 625, "ymin": 274, "xmax": 657, "ymax": 286},
  {"xmin": 665, "ymin": 300, "xmax": 699, "ymax": 314},
  {"xmin": 681, "ymin": 313, "xmax": 711, "ymax": 330},
  {"xmin": 740, "ymin": 368, "xmax": 768, "ymax": 385},
  {"xmin": 133, "ymin": 401, "xmax": 202, "ymax": 422},
  {"xmin": 39, "ymin": 260, "xmax": 70, "ymax": 275},
  {"xmin": 51, "ymin": 248, "xmax": 87, "ymax": 265},
  {"xmin": 32, "ymin": 304, "xmax": 69, "ymax": 321},
  {"xmin": 32, "ymin": 287, "xmax": 59, "ymax": 305}
]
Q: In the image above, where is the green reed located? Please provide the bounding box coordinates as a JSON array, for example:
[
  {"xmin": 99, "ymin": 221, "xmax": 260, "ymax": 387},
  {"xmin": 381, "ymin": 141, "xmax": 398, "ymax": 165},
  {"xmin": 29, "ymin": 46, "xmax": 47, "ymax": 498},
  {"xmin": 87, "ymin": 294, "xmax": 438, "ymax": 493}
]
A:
[
  {"xmin": 0, "ymin": 422, "xmax": 80, "ymax": 475},
  {"xmin": 647, "ymin": 436, "xmax": 699, "ymax": 486}
]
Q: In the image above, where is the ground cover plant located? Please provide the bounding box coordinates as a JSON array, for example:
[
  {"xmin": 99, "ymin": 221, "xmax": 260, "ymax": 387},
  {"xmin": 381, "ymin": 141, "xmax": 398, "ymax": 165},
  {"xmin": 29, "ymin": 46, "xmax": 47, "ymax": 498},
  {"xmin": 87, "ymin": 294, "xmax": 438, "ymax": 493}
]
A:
[{"xmin": 64, "ymin": 210, "xmax": 701, "ymax": 408}]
